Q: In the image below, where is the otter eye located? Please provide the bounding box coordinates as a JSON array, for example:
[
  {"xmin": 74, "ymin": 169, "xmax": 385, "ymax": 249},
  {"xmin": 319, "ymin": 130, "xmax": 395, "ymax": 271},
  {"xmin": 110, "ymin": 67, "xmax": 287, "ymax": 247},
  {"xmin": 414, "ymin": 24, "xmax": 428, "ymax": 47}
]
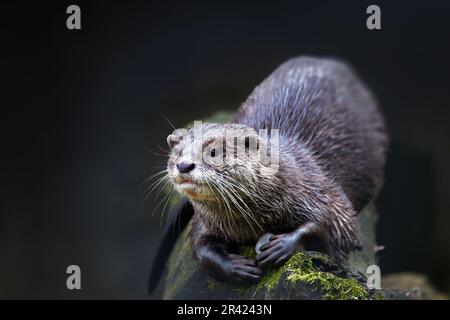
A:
[{"xmin": 210, "ymin": 148, "xmax": 216, "ymax": 157}]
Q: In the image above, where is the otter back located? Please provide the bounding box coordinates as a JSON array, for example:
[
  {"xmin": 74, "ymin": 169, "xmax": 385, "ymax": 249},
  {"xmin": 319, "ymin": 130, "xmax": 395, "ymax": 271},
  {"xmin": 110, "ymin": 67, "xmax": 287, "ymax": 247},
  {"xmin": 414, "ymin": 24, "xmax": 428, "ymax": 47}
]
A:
[{"xmin": 234, "ymin": 57, "xmax": 387, "ymax": 212}]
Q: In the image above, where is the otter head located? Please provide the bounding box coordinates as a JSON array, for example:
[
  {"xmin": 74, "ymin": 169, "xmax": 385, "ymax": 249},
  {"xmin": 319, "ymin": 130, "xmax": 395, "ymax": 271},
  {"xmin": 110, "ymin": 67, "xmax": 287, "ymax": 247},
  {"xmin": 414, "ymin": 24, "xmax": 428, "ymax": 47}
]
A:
[{"xmin": 166, "ymin": 122, "xmax": 270, "ymax": 204}]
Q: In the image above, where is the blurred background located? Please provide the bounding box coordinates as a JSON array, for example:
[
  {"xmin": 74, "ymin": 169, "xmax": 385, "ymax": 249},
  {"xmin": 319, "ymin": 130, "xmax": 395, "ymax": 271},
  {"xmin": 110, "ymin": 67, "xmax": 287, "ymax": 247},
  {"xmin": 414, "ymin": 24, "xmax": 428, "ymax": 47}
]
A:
[{"xmin": 1, "ymin": 0, "xmax": 450, "ymax": 299}]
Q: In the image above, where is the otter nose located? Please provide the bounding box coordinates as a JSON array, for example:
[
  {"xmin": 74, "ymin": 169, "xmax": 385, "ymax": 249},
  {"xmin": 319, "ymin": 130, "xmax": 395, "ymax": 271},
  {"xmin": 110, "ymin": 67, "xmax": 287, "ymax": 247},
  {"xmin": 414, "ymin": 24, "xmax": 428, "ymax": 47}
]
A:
[{"xmin": 176, "ymin": 162, "xmax": 195, "ymax": 173}]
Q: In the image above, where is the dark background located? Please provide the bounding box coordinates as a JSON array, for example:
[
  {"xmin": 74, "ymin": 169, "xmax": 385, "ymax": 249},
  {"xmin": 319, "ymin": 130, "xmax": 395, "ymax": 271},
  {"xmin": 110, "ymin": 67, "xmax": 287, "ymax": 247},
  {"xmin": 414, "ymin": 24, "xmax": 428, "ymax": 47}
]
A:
[{"xmin": 1, "ymin": 0, "xmax": 450, "ymax": 299}]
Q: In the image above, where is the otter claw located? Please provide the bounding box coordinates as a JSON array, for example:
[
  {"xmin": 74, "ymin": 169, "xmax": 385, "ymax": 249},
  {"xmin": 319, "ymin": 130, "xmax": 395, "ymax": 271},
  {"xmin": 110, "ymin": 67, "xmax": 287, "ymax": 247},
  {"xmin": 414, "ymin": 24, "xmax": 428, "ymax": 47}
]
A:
[
  {"xmin": 226, "ymin": 255, "xmax": 263, "ymax": 284},
  {"xmin": 255, "ymin": 233, "xmax": 274, "ymax": 254},
  {"xmin": 255, "ymin": 233, "xmax": 299, "ymax": 268}
]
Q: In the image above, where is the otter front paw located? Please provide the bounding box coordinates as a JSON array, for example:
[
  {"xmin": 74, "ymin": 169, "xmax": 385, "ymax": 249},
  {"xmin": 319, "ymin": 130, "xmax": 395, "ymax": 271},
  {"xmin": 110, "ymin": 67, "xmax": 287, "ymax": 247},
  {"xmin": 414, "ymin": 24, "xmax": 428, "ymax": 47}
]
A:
[
  {"xmin": 255, "ymin": 233, "xmax": 303, "ymax": 268},
  {"xmin": 224, "ymin": 254, "xmax": 263, "ymax": 284}
]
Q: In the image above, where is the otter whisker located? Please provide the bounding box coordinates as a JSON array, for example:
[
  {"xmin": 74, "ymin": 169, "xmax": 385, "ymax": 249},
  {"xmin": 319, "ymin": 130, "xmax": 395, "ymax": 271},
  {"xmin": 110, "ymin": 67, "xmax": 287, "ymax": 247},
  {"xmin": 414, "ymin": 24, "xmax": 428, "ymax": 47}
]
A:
[
  {"xmin": 160, "ymin": 189, "xmax": 180, "ymax": 228},
  {"xmin": 144, "ymin": 173, "xmax": 170, "ymax": 196},
  {"xmin": 153, "ymin": 176, "xmax": 172, "ymax": 200},
  {"xmin": 218, "ymin": 183, "xmax": 242, "ymax": 233},
  {"xmin": 208, "ymin": 172, "xmax": 242, "ymax": 234},
  {"xmin": 150, "ymin": 181, "xmax": 174, "ymax": 218},
  {"xmin": 218, "ymin": 174, "xmax": 263, "ymax": 228},
  {"xmin": 139, "ymin": 169, "xmax": 168, "ymax": 190},
  {"xmin": 215, "ymin": 175, "xmax": 262, "ymax": 233},
  {"xmin": 158, "ymin": 110, "xmax": 177, "ymax": 130},
  {"xmin": 207, "ymin": 175, "xmax": 237, "ymax": 234},
  {"xmin": 141, "ymin": 175, "xmax": 171, "ymax": 212},
  {"xmin": 222, "ymin": 186, "xmax": 257, "ymax": 234},
  {"xmin": 156, "ymin": 142, "xmax": 171, "ymax": 154}
]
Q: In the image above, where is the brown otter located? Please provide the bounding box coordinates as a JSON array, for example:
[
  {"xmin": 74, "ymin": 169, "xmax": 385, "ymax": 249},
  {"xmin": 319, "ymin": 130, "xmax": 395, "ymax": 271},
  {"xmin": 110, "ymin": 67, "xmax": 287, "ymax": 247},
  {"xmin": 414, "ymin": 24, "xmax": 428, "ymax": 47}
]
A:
[{"xmin": 149, "ymin": 56, "xmax": 387, "ymax": 288}]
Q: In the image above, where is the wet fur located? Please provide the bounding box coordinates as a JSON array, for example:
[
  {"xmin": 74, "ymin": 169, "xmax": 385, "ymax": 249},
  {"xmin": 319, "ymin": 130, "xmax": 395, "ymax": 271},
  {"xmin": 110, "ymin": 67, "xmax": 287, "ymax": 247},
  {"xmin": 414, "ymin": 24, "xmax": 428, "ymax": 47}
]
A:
[
  {"xmin": 190, "ymin": 57, "xmax": 387, "ymax": 261},
  {"xmin": 150, "ymin": 56, "xmax": 387, "ymax": 289}
]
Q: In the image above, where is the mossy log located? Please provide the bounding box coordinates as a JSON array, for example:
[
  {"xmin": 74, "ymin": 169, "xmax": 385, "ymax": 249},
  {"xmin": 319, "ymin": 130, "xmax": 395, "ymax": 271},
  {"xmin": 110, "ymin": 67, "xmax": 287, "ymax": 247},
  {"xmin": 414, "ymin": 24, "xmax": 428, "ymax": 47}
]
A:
[{"xmin": 162, "ymin": 205, "xmax": 420, "ymax": 300}]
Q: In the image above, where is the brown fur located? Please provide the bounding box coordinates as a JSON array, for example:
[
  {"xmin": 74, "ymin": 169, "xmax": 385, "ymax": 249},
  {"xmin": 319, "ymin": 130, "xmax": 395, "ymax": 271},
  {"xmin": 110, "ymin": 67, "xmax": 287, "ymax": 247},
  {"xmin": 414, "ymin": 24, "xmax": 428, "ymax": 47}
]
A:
[{"xmin": 168, "ymin": 56, "xmax": 387, "ymax": 262}]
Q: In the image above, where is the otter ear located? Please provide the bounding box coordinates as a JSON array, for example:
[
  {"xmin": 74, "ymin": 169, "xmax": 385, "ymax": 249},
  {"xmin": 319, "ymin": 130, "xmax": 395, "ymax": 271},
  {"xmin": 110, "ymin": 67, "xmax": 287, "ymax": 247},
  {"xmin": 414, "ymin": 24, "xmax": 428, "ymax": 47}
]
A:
[
  {"xmin": 167, "ymin": 128, "xmax": 188, "ymax": 148},
  {"xmin": 167, "ymin": 134, "xmax": 180, "ymax": 149}
]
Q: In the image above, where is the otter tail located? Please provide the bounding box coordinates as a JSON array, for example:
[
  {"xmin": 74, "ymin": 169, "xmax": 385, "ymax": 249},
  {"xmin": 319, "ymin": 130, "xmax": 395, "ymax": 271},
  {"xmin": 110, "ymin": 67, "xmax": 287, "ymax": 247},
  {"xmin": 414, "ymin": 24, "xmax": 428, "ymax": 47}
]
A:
[{"xmin": 148, "ymin": 198, "xmax": 194, "ymax": 294}]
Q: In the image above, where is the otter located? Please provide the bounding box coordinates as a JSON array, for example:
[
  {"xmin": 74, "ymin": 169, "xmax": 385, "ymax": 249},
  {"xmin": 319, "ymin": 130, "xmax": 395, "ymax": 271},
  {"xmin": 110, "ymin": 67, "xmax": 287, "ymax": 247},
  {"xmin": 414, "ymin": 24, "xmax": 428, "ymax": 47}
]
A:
[{"xmin": 148, "ymin": 56, "xmax": 387, "ymax": 290}]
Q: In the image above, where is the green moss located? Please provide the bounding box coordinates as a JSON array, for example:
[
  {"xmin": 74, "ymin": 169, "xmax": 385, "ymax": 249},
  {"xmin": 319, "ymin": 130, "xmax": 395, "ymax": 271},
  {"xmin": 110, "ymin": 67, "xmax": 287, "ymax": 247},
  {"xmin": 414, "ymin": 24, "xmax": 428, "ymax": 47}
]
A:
[
  {"xmin": 207, "ymin": 279, "xmax": 218, "ymax": 290},
  {"xmin": 287, "ymin": 270, "xmax": 368, "ymax": 300},
  {"xmin": 239, "ymin": 246, "xmax": 257, "ymax": 260},
  {"xmin": 372, "ymin": 293, "xmax": 386, "ymax": 300},
  {"xmin": 256, "ymin": 265, "xmax": 287, "ymax": 293},
  {"xmin": 254, "ymin": 253, "xmax": 369, "ymax": 300}
]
